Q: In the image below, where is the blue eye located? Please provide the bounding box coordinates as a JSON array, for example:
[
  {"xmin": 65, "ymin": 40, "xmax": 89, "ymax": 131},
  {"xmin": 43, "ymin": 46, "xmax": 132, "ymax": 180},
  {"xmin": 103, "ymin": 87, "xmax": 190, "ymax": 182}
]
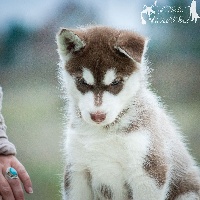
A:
[
  {"xmin": 76, "ymin": 78, "xmax": 88, "ymax": 85},
  {"xmin": 110, "ymin": 78, "xmax": 123, "ymax": 86},
  {"xmin": 111, "ymin": 80, "xmax": 120, "ymax": 86}
]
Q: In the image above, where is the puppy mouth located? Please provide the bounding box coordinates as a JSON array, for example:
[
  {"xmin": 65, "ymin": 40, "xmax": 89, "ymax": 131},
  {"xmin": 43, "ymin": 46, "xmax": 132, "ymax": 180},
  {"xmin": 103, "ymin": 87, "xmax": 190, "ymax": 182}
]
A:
[
  {"xmin": 76, "ymin": 107, "xmax": 108, "ymax": 125},
  {"xmin": 77, "ymin": 107, "xmax": 129, "ymax": 127},
  {"xmin": 88, "ymin": 108, "xmax": 129, "ymax": 128},
  {"xmin": 90, "ymin": 111, "xmax": 107, "ymax": 124}
]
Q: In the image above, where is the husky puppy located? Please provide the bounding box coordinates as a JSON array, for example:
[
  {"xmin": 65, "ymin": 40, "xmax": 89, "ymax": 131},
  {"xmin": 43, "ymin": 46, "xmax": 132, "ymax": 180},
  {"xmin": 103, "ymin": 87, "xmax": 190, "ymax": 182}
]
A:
[{"xmin": 56, "ymin": 26, "xmax": 200, "ymax": 200}]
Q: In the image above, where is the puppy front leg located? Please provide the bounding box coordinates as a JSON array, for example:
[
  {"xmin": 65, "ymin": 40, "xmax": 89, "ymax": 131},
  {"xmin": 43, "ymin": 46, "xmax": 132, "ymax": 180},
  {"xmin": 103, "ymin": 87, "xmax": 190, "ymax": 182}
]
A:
[
  {"xmin": 175, "ymin": 192, "xmax": 200, "ymax": 200},
  {"xmin": 62, "ymin": 167, "xmax": 93, "ymax": 200},
  {"xmin": 127, "ymin": 176, "xmax": 167, "ymax": 200}
]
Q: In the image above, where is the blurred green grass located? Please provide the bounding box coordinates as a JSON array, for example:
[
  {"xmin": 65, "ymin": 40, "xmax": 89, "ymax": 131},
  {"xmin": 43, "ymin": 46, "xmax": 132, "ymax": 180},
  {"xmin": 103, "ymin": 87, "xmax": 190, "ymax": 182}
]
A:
[
  {"xmin": 1, "ymin": 69, "xmax": 64, "ymax": 199},
  {"xmin": 170, "ymin": 102, "xmax": 200, "ymax": 162}
]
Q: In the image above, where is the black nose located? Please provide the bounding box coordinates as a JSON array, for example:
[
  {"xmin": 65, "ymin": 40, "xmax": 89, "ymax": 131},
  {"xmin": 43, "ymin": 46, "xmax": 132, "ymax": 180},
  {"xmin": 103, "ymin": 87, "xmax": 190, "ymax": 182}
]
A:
[{"xmin": 90, "ymin": 112, "xmax": 106, "ymax": 123}]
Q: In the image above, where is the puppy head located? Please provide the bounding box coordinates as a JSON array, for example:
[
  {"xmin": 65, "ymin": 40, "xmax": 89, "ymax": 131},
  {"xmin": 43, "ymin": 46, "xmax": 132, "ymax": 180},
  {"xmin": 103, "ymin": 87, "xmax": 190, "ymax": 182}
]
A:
[{"xmin": 56, "ymin": 26, "xmax": 147, "ymax": 126}]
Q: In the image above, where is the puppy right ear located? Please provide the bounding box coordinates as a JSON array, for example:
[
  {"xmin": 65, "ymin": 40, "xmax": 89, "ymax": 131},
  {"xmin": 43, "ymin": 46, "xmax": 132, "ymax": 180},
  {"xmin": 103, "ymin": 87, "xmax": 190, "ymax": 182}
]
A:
[
  {"xmin": 56, "ymin": 28, "xmax": 86, "ymax": 59},
  {"xmin": 115, "ymin": 31, "xmax": 147, "ymax": 63}
]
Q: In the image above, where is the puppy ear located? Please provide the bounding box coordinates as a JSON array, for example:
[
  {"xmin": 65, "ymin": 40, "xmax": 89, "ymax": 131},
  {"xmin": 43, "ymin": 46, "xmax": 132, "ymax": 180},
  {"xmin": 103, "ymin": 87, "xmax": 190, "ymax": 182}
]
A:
[
  {"xmin": 115, "ymin": 31, "xmax": 147, "ymax": 63},
  {"xmin": 56, "ymin": 28, "xmax": 86, "ymax": 58}
]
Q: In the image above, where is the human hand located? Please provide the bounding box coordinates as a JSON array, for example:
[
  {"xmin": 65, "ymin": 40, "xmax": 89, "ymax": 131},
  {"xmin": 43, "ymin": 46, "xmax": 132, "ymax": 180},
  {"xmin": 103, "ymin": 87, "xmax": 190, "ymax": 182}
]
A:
[{"xmin": 0, "ymin": 155, "xmax": 33, "ymax": 200}]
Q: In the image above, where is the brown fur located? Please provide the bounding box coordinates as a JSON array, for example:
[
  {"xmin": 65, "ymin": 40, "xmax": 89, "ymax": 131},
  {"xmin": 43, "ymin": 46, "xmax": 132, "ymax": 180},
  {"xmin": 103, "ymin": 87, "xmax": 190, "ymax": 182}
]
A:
[
  {"xmin": 124, "ymin": 182, "xmax": 133, "ymax": 200},
  {"xmin": 100, "ymin": 184, "xmax": 113, "ymax": 199},
  {"xmin": 143, "ymin": 151, "xmax": 168, "ymax": 187},
  {"xmin": 166, "ymin": 147, "xmax": 200, "ymax": 199},
  {"xmin": 64, "ymin": 165, "xmax": 71, "ymax": 192},
  {"xmin": 58, "ymin": 27, "xmax": 145, "ymax": 95},
  {"xmin": 115, "ymin": 30, "xmax": 146, "ymax": 63},
  {"xmin": 167, "ymin": 179, "xmax": 199, "ymax": 200},
  {"xmin": 94, "ymin": 92, "xmax": 103, "ymax": 107},
  {"xmin": 64, "ymin": 166, "xmax": 92, "ymax": 195},
  {"xmin": 124, "ymin": 96, "xmax": 168, "ymax": 188}
]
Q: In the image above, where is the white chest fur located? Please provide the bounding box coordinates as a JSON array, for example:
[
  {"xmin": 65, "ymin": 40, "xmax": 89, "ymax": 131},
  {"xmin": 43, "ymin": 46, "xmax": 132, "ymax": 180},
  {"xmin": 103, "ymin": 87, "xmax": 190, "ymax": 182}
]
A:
[
  {"xmin": 64, "ymin": 126, "xmax": 166, "ymax": 200},
  {"xmin": 66, "ymin": 127, "xmax": 150, "ymax": 169}
]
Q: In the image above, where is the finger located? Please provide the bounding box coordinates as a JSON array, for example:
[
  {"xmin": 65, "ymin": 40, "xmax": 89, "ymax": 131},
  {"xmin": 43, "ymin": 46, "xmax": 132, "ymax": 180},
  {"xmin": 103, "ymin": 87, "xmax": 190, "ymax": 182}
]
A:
[
  {"xmin": 3, "ymin": 167, "xmax": 25, "ymax": 200},
  {"xmin": 0, "ymin": 174, "xmax": 15, "ymax": 200},
  {"xmin": 12, "ymin": 163, "xmax": 33, "ymax": 194},
  {"xmin": 6, "ymin": 177, "xmax": 25, "ymax": 200},
  {"xmin": 0, "ymin": 195, "xmax": 2, "ymax": 200}
]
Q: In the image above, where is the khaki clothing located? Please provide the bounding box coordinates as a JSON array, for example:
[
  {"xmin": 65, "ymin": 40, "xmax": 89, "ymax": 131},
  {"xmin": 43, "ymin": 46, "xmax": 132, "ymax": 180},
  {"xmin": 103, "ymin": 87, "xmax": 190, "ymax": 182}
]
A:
[{"xmin": 0, "ymin": 87, "xmax": 16, "ymax": 155}]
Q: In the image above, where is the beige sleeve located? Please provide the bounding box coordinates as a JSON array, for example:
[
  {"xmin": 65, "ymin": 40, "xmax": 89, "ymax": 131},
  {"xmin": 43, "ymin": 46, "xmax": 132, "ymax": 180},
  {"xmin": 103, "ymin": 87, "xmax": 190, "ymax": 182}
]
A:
[{"xmin": 0, "ymin": 87, "xmax": 16, "ymax": 155}]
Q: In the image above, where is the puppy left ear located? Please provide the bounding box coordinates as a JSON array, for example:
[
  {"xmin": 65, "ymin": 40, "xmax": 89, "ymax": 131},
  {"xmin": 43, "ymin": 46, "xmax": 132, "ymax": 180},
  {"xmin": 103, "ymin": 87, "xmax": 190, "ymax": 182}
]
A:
[
  {"xmin": 115, "ymin": 31, "xmax": 147, "ymax": 63},
  {"xmin": 56, "ymin": 28, "xmax": 86, "ymax": 59}
]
